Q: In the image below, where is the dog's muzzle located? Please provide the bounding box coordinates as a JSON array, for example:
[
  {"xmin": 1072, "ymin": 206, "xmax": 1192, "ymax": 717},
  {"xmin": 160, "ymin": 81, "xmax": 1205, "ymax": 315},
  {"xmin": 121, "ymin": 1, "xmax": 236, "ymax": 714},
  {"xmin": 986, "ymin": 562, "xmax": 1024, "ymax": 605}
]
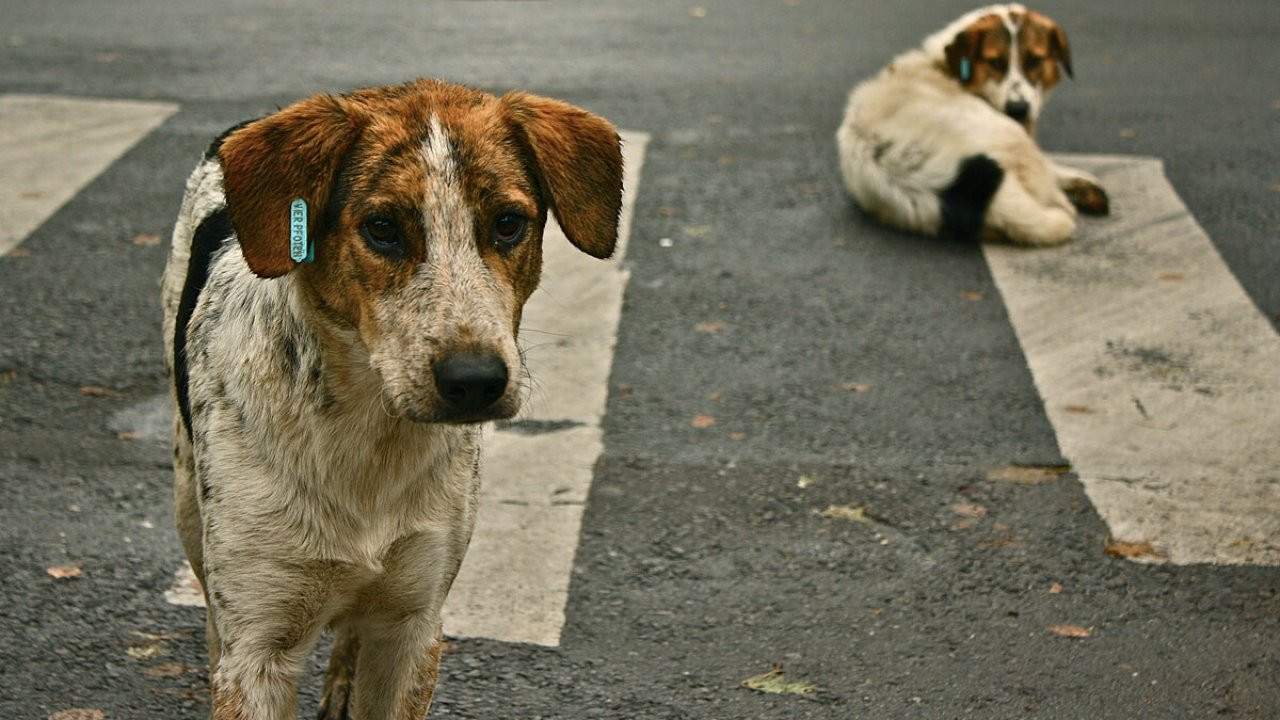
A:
[
  {"xmin": 1004, "ymin": 99, "xmax": 1031, "ymax": 124},
  {"xmin": 433, "ymin": 350, "xmax": 510, "ymax": 420}
]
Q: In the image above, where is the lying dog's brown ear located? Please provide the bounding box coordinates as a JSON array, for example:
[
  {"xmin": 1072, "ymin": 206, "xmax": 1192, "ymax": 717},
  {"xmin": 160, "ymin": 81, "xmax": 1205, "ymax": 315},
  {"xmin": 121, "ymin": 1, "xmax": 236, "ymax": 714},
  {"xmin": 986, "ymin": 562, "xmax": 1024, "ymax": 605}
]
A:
[
  {"xmin": 944, "ymin": 13, "xmax": 1007, "ymax": 87},
  {"xmin": 502, "ymin": 92, "xmax": 623, "ymax": 259},
  {"xmin": 1046, "ymin": 19, "xmax": 1074, "ymax": 79},
  {"xmin": 218, "ymin": 94, "xmax": 362, "ymax": 278}
]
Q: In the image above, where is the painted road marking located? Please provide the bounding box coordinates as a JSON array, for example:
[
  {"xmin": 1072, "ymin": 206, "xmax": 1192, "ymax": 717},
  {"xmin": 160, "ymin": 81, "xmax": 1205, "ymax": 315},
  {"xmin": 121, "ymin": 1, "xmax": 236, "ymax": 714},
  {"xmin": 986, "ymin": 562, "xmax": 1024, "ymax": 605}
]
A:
[
  {"xmin": 152, "ymin": 132, "xmax": 650, "ymax": 647},
  {"xmin": 985, "ymin": 154, "xmax": 1280, "ymax": 566},
  {"xmin": 0, "ymin": 94, "xmax": 178, "ymax": 255},
  {"xmin": 444, "ymin": 131, "xmax": 649, "ymax": 646}
]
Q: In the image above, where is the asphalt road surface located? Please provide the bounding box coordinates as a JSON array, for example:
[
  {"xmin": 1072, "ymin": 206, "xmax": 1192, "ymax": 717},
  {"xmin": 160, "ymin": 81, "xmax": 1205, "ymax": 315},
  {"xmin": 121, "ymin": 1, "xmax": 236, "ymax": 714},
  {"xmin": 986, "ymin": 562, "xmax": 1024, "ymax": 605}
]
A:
[{"xmin": 1, "ymin": 1, "xmax": 1278, "ymax": 718}]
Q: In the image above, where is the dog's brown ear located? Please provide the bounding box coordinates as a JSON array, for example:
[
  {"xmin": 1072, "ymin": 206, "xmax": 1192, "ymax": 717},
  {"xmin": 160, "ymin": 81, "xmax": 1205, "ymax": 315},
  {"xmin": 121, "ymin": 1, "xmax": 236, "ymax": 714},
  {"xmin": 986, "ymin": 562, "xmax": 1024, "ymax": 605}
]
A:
[
  {"xmin": 218, "ymin": 94, "xmax": 362, "ymax": 278},
  {"xmin": 944, "ymin": 25, "xmax": 985, "ymax": 86},
  {"xmin": 1047, "ymin": 20, "xmax": 1074, "ymax": 79},
  {"xmin": 502, "ymin": 92, "xmax": 623, "ymax": 259}
]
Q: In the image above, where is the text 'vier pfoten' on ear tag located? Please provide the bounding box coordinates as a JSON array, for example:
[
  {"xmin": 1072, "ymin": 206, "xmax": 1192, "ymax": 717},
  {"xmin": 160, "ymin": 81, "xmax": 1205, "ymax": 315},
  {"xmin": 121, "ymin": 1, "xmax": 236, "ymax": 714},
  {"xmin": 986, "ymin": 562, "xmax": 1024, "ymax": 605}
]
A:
[{"xmin": 289, "ymin": 197, "xmax": 313, "ymax": 263}]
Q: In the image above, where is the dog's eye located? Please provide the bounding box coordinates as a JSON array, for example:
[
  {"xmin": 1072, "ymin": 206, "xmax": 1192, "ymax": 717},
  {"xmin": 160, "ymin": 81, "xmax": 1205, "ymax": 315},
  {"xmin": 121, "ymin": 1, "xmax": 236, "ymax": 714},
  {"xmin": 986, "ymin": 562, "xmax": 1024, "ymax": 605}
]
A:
[
  {"xmin": 1024, "ymin": 55, "xmax": 1044, "ymax": 72},
  {"xmin": 491, "ymin": 211, "xmax": 527, "ymax": 251},
  {"xmin": 361, "ymin": 214, "xmax": 402, "ymax": 255},
  {"xmin": 990, "ymin": 58, "xmax": 1008, "ymax": 73}
]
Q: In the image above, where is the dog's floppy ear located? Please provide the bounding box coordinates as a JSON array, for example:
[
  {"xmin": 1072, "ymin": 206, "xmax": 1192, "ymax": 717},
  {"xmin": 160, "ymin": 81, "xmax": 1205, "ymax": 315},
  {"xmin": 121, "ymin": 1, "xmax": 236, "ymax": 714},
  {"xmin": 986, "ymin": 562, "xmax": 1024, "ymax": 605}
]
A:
[
  {"xmin": 218, "ymin": 94, "xmax": 362, "ymax": 278},
  {"xmin": 1047, "ymin": 20, "xmax": 1074, "ymax": 79},
  {"xmin": 944, "ymin": 25, "xmax": 985, "ymax": 86},
  {"xmin": 502, "ymin": 92, "xmax": 623, "ymax": 259}
]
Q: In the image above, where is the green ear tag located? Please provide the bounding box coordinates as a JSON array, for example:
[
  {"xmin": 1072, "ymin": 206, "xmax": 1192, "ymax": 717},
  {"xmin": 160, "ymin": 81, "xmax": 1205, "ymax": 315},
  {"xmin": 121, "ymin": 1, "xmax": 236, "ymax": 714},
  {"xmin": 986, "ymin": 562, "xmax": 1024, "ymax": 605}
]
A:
[
  {"xmin": 289, "ymin": 198, "xmax": 312, "ymax": 263},
  {"xmin": 959, "ymin": 57, "xmax": 972, "ymax": 82}
]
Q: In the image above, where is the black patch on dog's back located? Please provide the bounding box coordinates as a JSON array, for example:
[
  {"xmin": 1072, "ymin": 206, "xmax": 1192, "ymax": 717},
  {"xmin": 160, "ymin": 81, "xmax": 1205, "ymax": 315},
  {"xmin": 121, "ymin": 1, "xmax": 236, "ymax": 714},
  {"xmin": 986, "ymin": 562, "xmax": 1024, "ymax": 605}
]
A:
[
  {"xmin": 175, "ymin": 207, "xmax": 234, "ymax": 442},
  {"xmin": 204, "ymin": 118, "xmax": 259, "ymax": 160},
  {"xmin": 939, "ymin": 154, "xmax": 1004, "ymax": 241}
]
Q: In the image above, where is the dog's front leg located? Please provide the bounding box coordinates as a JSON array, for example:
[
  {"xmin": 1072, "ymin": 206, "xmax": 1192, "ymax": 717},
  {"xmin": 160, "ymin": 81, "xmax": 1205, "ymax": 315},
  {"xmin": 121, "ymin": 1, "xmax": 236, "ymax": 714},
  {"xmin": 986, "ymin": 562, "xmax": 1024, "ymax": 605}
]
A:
[
  {"xmin": 203, "ymin": 557, "xmax": 332, "ymax": 720},
  {"xmin": 346, "ymin": 613, "xmax": 445, "ymax": 719}
]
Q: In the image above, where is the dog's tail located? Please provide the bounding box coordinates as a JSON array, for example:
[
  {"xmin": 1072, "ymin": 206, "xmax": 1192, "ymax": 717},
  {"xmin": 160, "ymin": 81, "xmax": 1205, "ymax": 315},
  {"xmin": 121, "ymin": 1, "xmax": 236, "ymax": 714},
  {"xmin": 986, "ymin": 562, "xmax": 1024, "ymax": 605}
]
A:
[{"xmin": 938, "ymin": 154, "xmax": 1003, "ymax": 240}]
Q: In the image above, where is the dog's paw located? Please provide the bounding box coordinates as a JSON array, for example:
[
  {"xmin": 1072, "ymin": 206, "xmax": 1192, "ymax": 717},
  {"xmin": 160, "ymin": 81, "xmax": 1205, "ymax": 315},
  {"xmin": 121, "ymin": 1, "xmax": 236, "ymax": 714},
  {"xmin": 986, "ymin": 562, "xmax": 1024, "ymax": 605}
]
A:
[
  {"xmin": 318, "ymin": 638, "xmax": 358, "ymax": 720},
  {"xmin": 1063, "ymin": 178, "xmax": 1110, "ymax": 216},
  {"xmin": 317, "ymin": 679, "xmax": 353, "ymax": 720}
]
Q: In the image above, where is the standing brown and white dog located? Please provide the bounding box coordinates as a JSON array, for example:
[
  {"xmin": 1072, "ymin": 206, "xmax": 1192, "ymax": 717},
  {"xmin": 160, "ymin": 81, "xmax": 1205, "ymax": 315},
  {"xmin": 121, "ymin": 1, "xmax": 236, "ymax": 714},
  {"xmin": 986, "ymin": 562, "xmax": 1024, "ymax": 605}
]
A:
[
  {"xmin": 836, "ymin": 4, "xmax": 1109, "ymax": 245},
  {"xmin": 161, "ymin": 78, "xmax": 623, "ymax": 719}
]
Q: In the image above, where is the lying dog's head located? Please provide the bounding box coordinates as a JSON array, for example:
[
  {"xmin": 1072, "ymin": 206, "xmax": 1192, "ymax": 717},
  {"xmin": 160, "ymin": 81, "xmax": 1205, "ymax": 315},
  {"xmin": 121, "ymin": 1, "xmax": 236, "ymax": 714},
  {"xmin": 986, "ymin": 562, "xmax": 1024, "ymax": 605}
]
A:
[
  {"xmin": 933, "ymin": 4, "xmax": 1073, "ymax": 133},
  {"xmin": 216, "ymin": 79, "xmax": 623, "ymax": 424}
]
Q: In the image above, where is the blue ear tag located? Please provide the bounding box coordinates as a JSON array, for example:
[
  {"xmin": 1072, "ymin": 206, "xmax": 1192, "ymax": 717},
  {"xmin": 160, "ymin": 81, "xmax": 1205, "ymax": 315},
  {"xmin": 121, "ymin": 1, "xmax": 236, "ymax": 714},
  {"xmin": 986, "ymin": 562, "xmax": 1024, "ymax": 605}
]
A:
[
  {"xmin": 959, "ymin": 57, "xmax": 972, "ymax": 82},
  {"xmin": 289, "ymin": 198, "xmax": 312, "ymax": 263}
]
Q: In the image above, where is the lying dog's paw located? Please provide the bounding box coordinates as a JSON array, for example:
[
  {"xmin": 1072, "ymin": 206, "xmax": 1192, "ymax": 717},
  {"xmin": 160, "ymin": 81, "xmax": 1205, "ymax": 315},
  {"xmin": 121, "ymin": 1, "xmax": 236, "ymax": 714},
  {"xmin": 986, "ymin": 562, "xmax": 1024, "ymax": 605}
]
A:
[{"xmin": 1063, "ymin": 179, "xmax": 1110, "ymax": 216}]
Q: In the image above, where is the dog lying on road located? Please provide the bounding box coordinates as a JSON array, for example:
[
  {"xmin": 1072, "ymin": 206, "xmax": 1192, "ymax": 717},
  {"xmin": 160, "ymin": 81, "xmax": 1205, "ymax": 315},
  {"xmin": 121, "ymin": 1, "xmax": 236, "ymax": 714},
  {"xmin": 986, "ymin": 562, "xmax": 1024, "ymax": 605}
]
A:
[
  {"xmin": 836, "ymin": 3, "xmax": 1109, "ymax": 245},
  {"xmin": 161, "ymin": 78, "xmax": 623, "ymax": 719}
]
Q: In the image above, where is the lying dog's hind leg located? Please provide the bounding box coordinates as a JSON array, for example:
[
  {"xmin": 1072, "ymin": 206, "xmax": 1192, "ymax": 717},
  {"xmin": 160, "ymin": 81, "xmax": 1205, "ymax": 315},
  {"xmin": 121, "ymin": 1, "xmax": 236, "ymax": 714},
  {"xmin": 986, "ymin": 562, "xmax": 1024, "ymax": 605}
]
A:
[
  {"xmin": 986, "ymin": 177, "xmax": 1078, "ymax": 246},
  {"xmin": 318, "ymin": 625, "xmax": 359, "ymax": 720}
]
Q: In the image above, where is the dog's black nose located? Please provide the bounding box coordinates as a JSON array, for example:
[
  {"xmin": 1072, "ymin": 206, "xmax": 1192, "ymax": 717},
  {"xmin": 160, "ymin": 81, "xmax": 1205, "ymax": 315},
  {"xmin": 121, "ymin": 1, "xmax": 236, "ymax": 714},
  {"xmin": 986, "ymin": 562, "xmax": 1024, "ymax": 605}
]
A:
[
  {"xmin": 434, "ymin": 352, "xmax": 509, "ymax": 415},
  {"xmin": 1004, "ymin": 99, "xmax": 1031, "ymax": 123}
]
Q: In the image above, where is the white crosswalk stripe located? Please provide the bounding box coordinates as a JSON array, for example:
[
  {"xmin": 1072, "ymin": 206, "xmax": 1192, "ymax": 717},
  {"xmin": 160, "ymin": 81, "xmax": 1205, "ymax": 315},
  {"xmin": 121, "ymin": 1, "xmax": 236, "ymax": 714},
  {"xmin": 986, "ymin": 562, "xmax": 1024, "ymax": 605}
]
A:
[
  {"xmin": 985, "ymin": 154, "xmax": 1280, "ymax": 566},
  {"xmin": 0, "ymin": 94, "xmax": 177, "ymax": 256}
]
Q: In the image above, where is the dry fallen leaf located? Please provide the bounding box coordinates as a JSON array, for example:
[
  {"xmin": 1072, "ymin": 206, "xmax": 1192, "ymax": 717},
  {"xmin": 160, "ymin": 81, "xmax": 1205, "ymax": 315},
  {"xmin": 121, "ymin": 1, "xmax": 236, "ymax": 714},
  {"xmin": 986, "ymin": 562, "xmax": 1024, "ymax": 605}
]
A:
[
  {"xmin": 729, "ymin": 431, "xmax": 747, "ymax": 441},
  {"xmin": 694, "ymin": 321, "xmax": 727, "ymax": 334},
  {"xmin": 80, "ymin": 385, "xmax": 122, "ymax": 398},
  {"xmin": 2, "ymin": 368, "xmax": 16, "ymax": 384},
  {"xmin": 1118, "ymin": 127, "xmax": 1138, "ymax": 139},
  {"xmin": 708, "ymin": 390, "xmax": 724, "ymax": 402},
  {"xmin": 132, "ymin": 233, "xmax": 162, "ymax": 246},
  {"xmin": 958, "ymin": 290, "xmax": 984, "ymax": 301},
  {"xmin": 657, "ymin": 206, "xmax": 676, "ymax": 217},
  {"xmin": 144, "ymin": 662, "xmax": 198, "ymax": 679},
  {"xmin": 1063, "ymin": 404, "xmax": 1093, "ymax": 414},
  {"xmin": 7, "ymin": 247, "xmax": 32, "ymax": 257},
  {"xmin": 838, "ymin": 382, "xmax": 870, "ymax": 393},
  {"xmin": 986, "ymin": 464, "xmax": 1070, "ymax": 485},
  {"xmin": 126, "ymin": 631, "xmax": 185, "ymax": 661},
  {"xmin": 740, "ymin": 664, "xmax": 815, "ymax": 696},
  {"xmin": 1049, "ymin": 582, "xmax": 1064, "ymax": 595},
  {"xmin": 46, "ymin": 565, "xmax": 82, "ymax": 579},
  {"xmin": 1157, "ymin": 271, "xmax": 1185, "ymax": 282},
  {"xmin": 691, "ymin": 413, "xmax": 717, "ymax": 429},
  {"xmin": 127, "ymin": 643, "xmax": 164, "ymax": 660},
  {"xmin": 1048, "ymin": 624, "xmax": 1092, "ymax": 639},
  {"xmin": 820, "ymin": 504, "xmax": 869, "ymax": 523},
  {"xmin": 796, "ymin": 474, "xmax": 818, "ymax": 489},
  {"xmin": 47, "ymin": 710, "xmax": 106, "ymax": 720},
  {"xmin": 951, "ymin": 501, "xmax": 987, "ymax": 518},
  {"xmin": 1105, "ymin": 537, "xmax": 1165, "ymax": 560},
  {"xmin": 116, "ymin": 431, "xmax": 142, "ymax": 441}
]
